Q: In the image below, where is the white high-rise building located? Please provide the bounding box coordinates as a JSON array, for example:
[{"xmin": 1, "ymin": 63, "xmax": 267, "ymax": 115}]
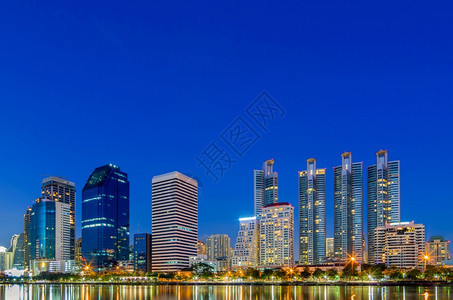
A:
[
  {"xmin": 254, "ymin": 159, "xmax": 278, "ymax": 218},
  {"xmin": 152, "ymin": 171, "xmax": 198, "ymax": 271},
  {"xmin": 259, "ymin": 203, "xmax": 294, "ymax": 268},
  {"xmin": 374, "ymin": 221, "xmax": 425, "ymax": 268},
  {"xmin": 232, "ymin": 217, "xmax": 259, "ymax": 268}
]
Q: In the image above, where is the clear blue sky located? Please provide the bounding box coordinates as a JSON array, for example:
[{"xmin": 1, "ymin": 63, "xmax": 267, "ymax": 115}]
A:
[{"xmin": 0, "ymin": 1, "xmax": 452, "ymax": 253}]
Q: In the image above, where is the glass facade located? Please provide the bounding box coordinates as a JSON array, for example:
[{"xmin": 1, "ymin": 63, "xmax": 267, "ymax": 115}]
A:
[
  {"xmin": 29, "ymin": 200, "xmax": 56, "ymax": 260},
  {"xmin": 82, "ymin": 164, "xmax": 130, "ymax": 271},
  {"xmin": 134, "ymin": 233, "xmax": 151, "ymax": 273}
]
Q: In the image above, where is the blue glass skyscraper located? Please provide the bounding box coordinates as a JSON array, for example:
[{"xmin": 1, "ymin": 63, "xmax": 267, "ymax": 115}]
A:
[{"xmin": 82, "ymin": 164, "xmax": 130, "ymax": 271}]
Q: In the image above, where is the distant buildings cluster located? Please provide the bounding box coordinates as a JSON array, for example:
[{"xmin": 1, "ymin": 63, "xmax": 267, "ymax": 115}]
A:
[{"xmin": 0, "ymin": 150, "xmax": 451, "ymax": 276}]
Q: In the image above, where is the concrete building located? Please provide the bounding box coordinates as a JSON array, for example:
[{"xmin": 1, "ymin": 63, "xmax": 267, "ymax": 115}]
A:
[
  {"xmin": 334, "ymin": 152, "xmax": 363, "ymax": 262},
  {"xmin": 254, "ymin": 159, "xmax": 278, "ymax": 218},
  {"xmin": 23, "ymin": 207, "xmax": 32, "ymax": 273},
  {"xmin": 299, "ymin": 158, "xmax": 326, "ymax": 265},
  {"xmin": 232, "ymin": 217, "xmax": 259, "ymax": 268},
  {"xmin": 41, "ymin": 177, "xmax": 76, "ymax": 260},
  {"xmin": 367, "ymin": 150, "xmax": 400, "ymax": 263},
  {"xmin": 427, "ymin": 236, "xmax": 450, "ymax": 265},
  {"xmin": 196, "ymin": 239, "xmax": 206, "ymax": 255},
  {"xmin": 206, "ymin": 234, "xmax": 231, "ymax": 261},
  {"xmin": 326, "ymin": 238, "xmax": 334, "ymax": 258},
  {"xmin": 259, "ymin": 202, "xmax": 294, "ymax": 268},
  {"xmin": 374, "ymin": 221, "xmax": 425, "ymax": 268},
  {"xmin": 152, "ymin": 171, "xmax": 198, "ymax": 271}
]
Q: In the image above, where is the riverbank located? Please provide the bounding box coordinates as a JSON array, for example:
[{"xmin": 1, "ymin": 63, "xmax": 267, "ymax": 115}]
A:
[{"xmin": 3, "ymin": 280, "xmax": 452, "ymax": 287}]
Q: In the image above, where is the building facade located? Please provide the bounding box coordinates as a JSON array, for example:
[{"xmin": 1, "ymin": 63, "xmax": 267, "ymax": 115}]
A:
[
  {"xmin": 374, "ymin": 221, "xmax": 425, "ymax": 268},
  {"xmin": 326, "ymin": 238, "xmax": 334, "ymax": 258},
  {"xmin": 134, "ymin": 233, "xmax": 152, "ymax": 273},
  {"xmin": 41, "ymin": 177, "xmax": 76, "ymax": 260},
  {"xmin": 333, "ymin": 152, "xmax": 363, "ymax": 262},
  {"xmin": 299, "ymin": 158, "xmax": 326, "ymax": 265},
  {"xmin": 232, "ymin": 217, "xmax": 259, "ymax": 268},
  {"xmin": 259, "ymin": 202, "xmax": 294, "ymax": 267},
  {"xmin": 206, "ymin": 234, "xmax": 231, "ymax": 262},
  {"xmin": 23, "ymin": 207, "xmax": 32, "ymax": 272},
  {"xmin": 367, "ymin": 150, "xmax": 400, "ymax": 263},
  {"xmin": 427, "ymin": 236, "xmax": 450, "ymax": 265},
  {"xmin": 254, "ymin": 159, "xmax": 278, "ymax": 218},
  {"xmin": 152, "ymin": 171, "xmax": 198, "ymax": 271},
  {"xmin": 196, "ymin": 239, "xmax": 206, "ymax": 255},
  {"xmin": 7, "ymin": 233, "xmax": 24, "ymax": 270},
  {"xmin": 81, "ymin": 164, "xmax": 130, "ymax": 271},
  {"xmin": 28, "ymin": 199, "xmax": 73, "ymax": 274}
]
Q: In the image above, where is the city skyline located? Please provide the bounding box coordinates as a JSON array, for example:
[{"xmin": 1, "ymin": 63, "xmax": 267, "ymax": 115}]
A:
[
  {"xmin": 0, "ymin": 2, "xmax": 452, "ymax": 258},
  {"xmin": 1, "ymin": 148, "xmax": 451, "ymax": 260}
]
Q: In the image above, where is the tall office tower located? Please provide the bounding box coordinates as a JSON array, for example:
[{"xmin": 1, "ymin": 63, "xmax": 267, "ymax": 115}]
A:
[
  {"xmin": 374, "ymin": 221, "xmax": 425, "ymax": 268},
  {"xmin": 254, "ymin": 159, "xmax": 278, "ymax": 218},
  {"xmin": 29, "ymin": 199, "xmax": 73, "ymax": 273},
  {"xmin": 23, "ymin": 207, "xmax": 31, "ymax": 272},
  {"xmin": 7, "ymin": 233, "xmax": 25, "ymax": 269},
  {"xmin": 299, "ymin": 158, "xmax": 326, "ymax": 265},
  {"xmin": 41, "ymin": 177, "xmax": 76, "ymax": 260},
  {"xmin": 427, "ymin": 236, "xmax": 450, "ymax": 265},
  {"xmin": 134, "ymin": 233, "xmax": 152, "ymax": 273},
  {"xmin": 82, "ymin": 164, "xmax": 130, "ymax": 271},
  {"xmin": 152, "ymin": 171, "xmax": 198, "ymax": 272},
  {"xmin": 367, "ymin": 150, "xmax": 400, "ymax": 263},
  {"xmin": 259, "ymin": 203, "xmax": 294, "ymax": 267},
  {"xmin": 232, "ymin": 217, "xmax": 259, "ymax": 268},
  {"xmin": 196, "ymin": 239, "xmax": 206, "ymax": 255},
  {"xmin": 333, "ymin": 152, "xmax": 363, "ymax": 262},
  {"xmin": 206, "ymin": 234, "xmax": 231, "ymax": 261}
]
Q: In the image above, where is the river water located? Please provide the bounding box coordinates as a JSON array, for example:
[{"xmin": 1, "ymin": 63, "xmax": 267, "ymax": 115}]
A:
[{"xmin": 0, "ymin": 284, "xmax": 451, "ymax": 299}]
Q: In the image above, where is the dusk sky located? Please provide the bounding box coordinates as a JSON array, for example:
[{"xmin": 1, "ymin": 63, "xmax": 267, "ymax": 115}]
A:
[{"xmin": 0, "ymin": 1, "xmax": 452, "ymax": 252}]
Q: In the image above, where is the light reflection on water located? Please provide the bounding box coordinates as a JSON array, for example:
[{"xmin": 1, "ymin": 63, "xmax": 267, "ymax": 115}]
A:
[{"xmin": 0, "ymin": 284, "xmax": 451, "ymax": 300}]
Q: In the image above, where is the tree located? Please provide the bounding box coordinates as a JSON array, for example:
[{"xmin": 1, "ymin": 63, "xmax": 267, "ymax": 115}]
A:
[
  {"xmin": 326, "ymin": 269, "xmax": 338, "ymax": 280},
  {"xmin": 245, "ymin": 268, "xmax": 261, "ymax": 280},
  {"xmin": 312, "ymin": 268, "xmax": 325, "ymax": 280},
  {"xmin": 299, "ymin": 267, "xmax": 312, "ymax": 280},
  {"xmin": 406, "ymin": 269, "xmax": 422, "ymax": 280},
  {"xmin": 262, "ymin": 268, "xmax": 274, "ymax": 280}
]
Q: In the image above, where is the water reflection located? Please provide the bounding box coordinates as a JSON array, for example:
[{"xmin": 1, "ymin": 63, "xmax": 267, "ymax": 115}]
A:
[{"xmin": 0, "ymin": 284, "xmax": 451, "ymax": 300}]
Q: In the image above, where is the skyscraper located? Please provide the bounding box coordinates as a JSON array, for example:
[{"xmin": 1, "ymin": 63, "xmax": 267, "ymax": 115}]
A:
[
  {"xmin": 41, "ymin": 177, "xmax": 76, "ymax": 260},
  {"xmin": 134, "ymin": 233, "xmax": 152, "ymax": 273},
  {"xmin": 333, "ymin": 152, "xmax": 363, "ymax": 262},
  {"xmin": 367, "ymin": 150, "xmax": 400, "ymax": 263},
  {"xmin": 82, "ymin": 164, "xmax": 130, "ymax": 271},
  {"xmin": 254, "ymin": 159, "xmax": 278, "ymax": 218},
  {"xmin": 28, "ymin": 199, "xmax": 73, "ymax": 273},
  {"xmin": 259, "ymin": 202, "xmax": 294, "ymax": 267},
  {"xmin": 232, "ymin": 217, "xmax": 259, "ymax": 268},
  {"xmin": 152, "ymin": 171, "xmax": 198, "ymax": 272},
  {"xmin": 299, "ymin": 158, "xmax": 326, "ymax": 265}
]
